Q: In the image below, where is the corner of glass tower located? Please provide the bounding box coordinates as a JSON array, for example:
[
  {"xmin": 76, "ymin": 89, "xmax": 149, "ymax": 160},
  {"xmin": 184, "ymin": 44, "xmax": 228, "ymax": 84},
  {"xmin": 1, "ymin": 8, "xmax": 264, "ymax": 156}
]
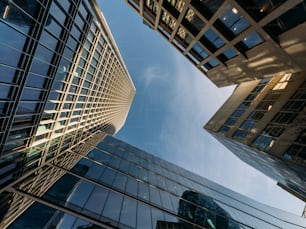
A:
[{"xmin": 0, "ymin": 0, "xmax": 135, "ymax": 227}]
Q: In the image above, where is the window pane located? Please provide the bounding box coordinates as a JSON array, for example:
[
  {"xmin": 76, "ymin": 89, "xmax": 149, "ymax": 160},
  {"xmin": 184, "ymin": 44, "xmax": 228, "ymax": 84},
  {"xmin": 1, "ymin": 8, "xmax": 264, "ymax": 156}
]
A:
[
  {"xmin": 102, "ymin": 192, "xmax": 123, "ymax": 222},
  {"xmin": 68, "ymin": 181, "xmax": 95, "ymax": 207},
  {"xmin": 84, "ymin": 186, "xmax": 108, "ymax": 215},
  {"xmin": 223, "ymin": 48, "xmax": 237, "ymax": 59},
  {"xmin": 0, "ymin": 21, "xmax": 27, "ymax": 51},
  {"xmin": 20, "ymin": 88, "xmax": 42, "ymax": 100},
  {"xmin": 112, "ymin": 173, "xmax": 127, "ymax": 191},
  {"xmin": 45, "ymin": 16, "xmax": 63, "ymax": 38},
  {"xmin": 220, "ymin": 6, "xmax": 250, "ymax": 35},
  {"xmin": 184, "ymin": 8, "xmax": 205, "ymax": 35},
  {"xmin": 16, "ymin": 102, "xmax": 38, "ymax": 114},
  {"xmin": 0, "ymin": 84, "xmax": 12, "ymax": 99},
  {"xmin": 203, "ymin": 29, "xmax": 224, "ymax": 48},
  {"xmin": 242, "ymin": 32, "xmax": 263, "ymax": 49},
  {"xmin": 50, "ymin": 1, "xmax": 67, "ymax": 24},
  {"xmin": 119, "ymin": 197, "xmax": 137, "ymax": 228},
  {"xmin": 0, "ymin": 44, "xmax": 22, "ymax": 67},
  {"xmin": 137, "ymin": 203, "xmax": 152, "ymax": 229},
  {"xmin": 26, "ymin": 73, "xmax": 47, "ymax": 88}
]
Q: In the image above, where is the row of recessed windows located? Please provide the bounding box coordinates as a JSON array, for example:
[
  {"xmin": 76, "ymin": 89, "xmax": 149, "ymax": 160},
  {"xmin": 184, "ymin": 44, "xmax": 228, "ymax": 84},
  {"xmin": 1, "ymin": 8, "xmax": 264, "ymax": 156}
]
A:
[
  {"xmin": 232, "ymin": 75, "xmax": 294, "ymax": 140},
  {"xmin": 163, "ymin": 2, "xmax": 264, "ymax": 69},
  {"xmin": 219, "ymin": 78, "xmax": 272, "ymax": 133},
  {"xmin": 251, "ymin": 81, "xmax": 306, "ymax": 152},
  {"xmin": 153, "ymin": 0, "xmax": 306, "ymax": 73},
  {"xmin": 101, "ymin": 138, "xmax": 283, "ymax": 228},
  {"xmin": 283, "ymin": 129, "xmax": 306, "ymax": 164}
]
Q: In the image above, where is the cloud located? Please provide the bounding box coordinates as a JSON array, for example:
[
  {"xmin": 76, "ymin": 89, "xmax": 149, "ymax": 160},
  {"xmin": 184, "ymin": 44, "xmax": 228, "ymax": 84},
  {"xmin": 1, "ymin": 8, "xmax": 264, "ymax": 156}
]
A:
[
  {"xmin": 158, "ymin": 50, "xmax": 304, "ymax": 215},
  {"xmin": 142, "ymin": 66, "xmax": 165, "ymax": 87}
]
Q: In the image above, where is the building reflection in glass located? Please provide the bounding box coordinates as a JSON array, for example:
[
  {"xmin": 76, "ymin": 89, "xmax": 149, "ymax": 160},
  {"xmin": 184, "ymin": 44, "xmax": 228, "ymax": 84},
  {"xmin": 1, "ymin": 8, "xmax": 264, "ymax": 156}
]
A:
[
  {"xmin": 178, "ymin": 190, "xmax": 240, "ymax": 229},
  {"xmin": 5, "ymin": 137, "xmax": 306, "ymax": 229}
]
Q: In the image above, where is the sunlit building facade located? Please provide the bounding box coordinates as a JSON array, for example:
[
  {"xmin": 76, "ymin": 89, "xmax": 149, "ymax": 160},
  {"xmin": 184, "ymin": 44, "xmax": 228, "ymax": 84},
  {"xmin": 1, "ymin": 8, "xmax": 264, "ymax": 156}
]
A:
[
  {"xmin": 0, "ymin": 0, "xmax": 135, "ymax": 227},
  {"xmin": 5, "ymin": 136, "xmax": 306, "ymax": 228},
  {"xmin": 205, "ymin": 73, "xmax": 306, "ymax": 201},
  {"xmin": 126, "ymin": 0, "xmax": 306, "ymax": 87}
]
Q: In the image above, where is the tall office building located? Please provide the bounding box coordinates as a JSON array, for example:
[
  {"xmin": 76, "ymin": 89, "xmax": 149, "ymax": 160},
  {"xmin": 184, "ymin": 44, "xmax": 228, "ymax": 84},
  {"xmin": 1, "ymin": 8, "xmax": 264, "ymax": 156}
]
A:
[
  {"xmin": 0, "ymin": 0, "xmax": 135, "ymax": 226},
  {"xmin": 205, "ymin": 73, "xmax": 306, "ymax": 201},
  {"xmin": 125, "ymin": 0, "xmax": 306, "ymax": 87},
  {"xmin": 4, "ymin": 136, "xmax": 306, "ymax": 228}
]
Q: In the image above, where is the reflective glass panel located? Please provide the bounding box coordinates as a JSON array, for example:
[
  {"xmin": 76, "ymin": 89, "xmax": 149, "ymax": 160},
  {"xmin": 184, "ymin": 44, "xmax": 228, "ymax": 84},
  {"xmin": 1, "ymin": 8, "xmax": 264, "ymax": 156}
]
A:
[
  {"xmin": 242, "ymin": 32, "xmax": 263, "ymax": 48},
  {"xmin": 220, "ymin": 6, "xmax": 250, "ymax": 35}
]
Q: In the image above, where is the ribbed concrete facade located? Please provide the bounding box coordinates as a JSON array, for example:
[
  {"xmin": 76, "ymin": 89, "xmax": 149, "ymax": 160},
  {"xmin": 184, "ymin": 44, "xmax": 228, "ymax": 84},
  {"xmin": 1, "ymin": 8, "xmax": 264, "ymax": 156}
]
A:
[{"xmin": 126, "ymin": 0, "xmax": 306, "ymax": 87}]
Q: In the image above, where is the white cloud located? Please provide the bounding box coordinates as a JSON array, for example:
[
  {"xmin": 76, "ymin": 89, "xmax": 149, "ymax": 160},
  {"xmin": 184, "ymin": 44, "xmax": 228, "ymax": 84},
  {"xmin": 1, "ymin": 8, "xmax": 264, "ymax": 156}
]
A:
[
  {"xmin": 159, "ymin": 50, "xmax": 304, "ymax": 215},
  {"xmin": 142, "ymin": 66, "xmax": 165, "ymax": 87}
]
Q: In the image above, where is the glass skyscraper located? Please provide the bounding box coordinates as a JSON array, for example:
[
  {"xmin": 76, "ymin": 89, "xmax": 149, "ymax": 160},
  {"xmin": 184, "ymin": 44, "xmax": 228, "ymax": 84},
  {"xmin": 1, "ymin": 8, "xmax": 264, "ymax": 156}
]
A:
[
  {"xmin": 0, "ymin": 0, "xmax": 135, "ymax": 227},
  {"xmin": 5, "ymin": 136, "xmax": 306, "ymax": 229}
]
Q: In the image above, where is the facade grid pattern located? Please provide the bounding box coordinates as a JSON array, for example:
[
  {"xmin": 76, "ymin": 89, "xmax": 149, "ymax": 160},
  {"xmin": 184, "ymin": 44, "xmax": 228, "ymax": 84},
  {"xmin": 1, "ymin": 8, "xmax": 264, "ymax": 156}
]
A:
[
  {"xmin": 126, "ymin": 0, "xmax": 306, "ymax": 87},
  {"xmin": 0, "ymin": 0, "xmax": 135, "ymax": 227},
  {"xmin": 6, "ymin": 136, "xmax": 306, "ymax": 229}
]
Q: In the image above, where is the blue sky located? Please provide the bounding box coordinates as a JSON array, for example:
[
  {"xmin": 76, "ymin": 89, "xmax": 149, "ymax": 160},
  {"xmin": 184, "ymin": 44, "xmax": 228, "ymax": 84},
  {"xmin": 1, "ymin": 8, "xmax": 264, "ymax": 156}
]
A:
[{"xmin": 98, "ymin": 0, "xmax": 304, "ymax": 215}]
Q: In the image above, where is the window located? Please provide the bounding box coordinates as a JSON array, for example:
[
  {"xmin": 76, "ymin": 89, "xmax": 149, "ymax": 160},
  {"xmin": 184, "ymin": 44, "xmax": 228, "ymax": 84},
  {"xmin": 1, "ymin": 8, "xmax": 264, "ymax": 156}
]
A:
[
  {"xmin": 233, "ymin": 130, "xmax": 248, "ymax": 140},
  {"xmin": 20, "ymin": 88, "xmax": 42, "ymax": 101},
  {"xmin": 183, "ymin": 9, "xmax": 205, "ymax": 35},
  {"xmin": 16, "ymin": 102, "xmax": 38, "ymax": 114},
  {"xmin": 282, "ymin": 101, "xmax": 305, "ymax": 112},
  {"xmin": 26, "ymin": 73, "xmax": 47, "ymax": 89},
  {"xmin": 8, "ymin": 128, "xmax": 30, "ymax": 141},
  {"xmin": 119, "ymin": 197, "xmax": 137, "ymax": 228},
  {"xmin": 248, "ymin": 111, "xmax": 265, "ymax": 121},
  {"xmin": 190, "ymin": 43, "xmax": 209, "ymax": 61},
  {"xmin": 264, "ymin": 2, "xmax": 306, "ymax": 42},
  {"xmin": 219, "ymin": 6, "xmax": 250, "ymax": 35},
  {"xmin": 102, "ymin": 192, "xmax": 123, "ymax": 222},
  {"xmin": 283, "ymin": 130, "xmax": 306, "ymax": 163},
  {"xmin": 242, "ymin": 32, "xmax": 263, "ymax": 49},
  {"xmin": 50, "ymin": 1, "xmax": 67, "ymax": 24},
  {"xmin": 223, "ymin": 48, "xmax": 237, "ymax": 59},
  {"xmin": 0, "ymin": 84, "xmax": 12, "ymax": 99},
  {"xmin": 191, "ymin": 0, "xmax": 224, "ymax": 19},
  {"xmin": 240, "ymin": 120, "xmax": 256, "ymax": 130},
  {"xmin": 0, "ymin": 44, "xmax": 22, "ymax": 67},
  {"xmin": 206, "ymin": 58, "xmax": 219, "ymax": 68},
  {"xmin": 45, "ymin": 16, "xmax": 63, "ymax": 38},
  {"xmin": 237, "ymin": 0, "xmax": 286, "ymax": 22},
  {"xmin": 252, "ymin": 135, "xmax": 275, "ymax": 151},
  {"xmin": 263, "ymin": 124, "xmax": 285, "ymax": 137},
  {"xmin": 272, "ymin": 112, "xmax": 297, "ymax": 124},
  {"xmin": 0, "ymin": 20, "xmax": 27, "ymax": 51},
  {"xmin": 201, "ymin": 29, "xmax": 224, "ymax": 52},
  {"xmin": 30, "ymin": 58, "xmax": 50, "ymax": 76},
  {"xmin": 219, "ymin": 125, "xmax": 230, "ymax": 133},
  {"xmin": 137, "ymin": 203, "xmax": 152, "ymax": 228}
]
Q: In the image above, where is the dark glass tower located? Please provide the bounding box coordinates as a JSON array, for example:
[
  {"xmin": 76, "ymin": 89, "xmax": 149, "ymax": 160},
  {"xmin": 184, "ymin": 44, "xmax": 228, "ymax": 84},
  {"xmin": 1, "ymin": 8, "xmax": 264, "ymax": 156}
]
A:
[{"xmin": 5, "ymin": 136, "xmax": 306, "ymax": 229}]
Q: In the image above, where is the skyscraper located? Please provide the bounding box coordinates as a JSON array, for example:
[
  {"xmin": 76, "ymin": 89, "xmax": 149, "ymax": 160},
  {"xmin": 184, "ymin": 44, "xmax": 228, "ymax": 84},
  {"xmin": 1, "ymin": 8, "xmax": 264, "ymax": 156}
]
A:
[
  {"xmin": 0, "ymin": 0, "xmax": 135, "ymax": 226},
  {"xmin": 125, "ymin": 0, "xmax": 306, "ymax": 87},
  {"xmin": 205, "ymin": 73, "xmax": 306, "ymax": 201},
  {"xmin": 5, "ymin": 136, "xmax": 306, "ymax": 228}
]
